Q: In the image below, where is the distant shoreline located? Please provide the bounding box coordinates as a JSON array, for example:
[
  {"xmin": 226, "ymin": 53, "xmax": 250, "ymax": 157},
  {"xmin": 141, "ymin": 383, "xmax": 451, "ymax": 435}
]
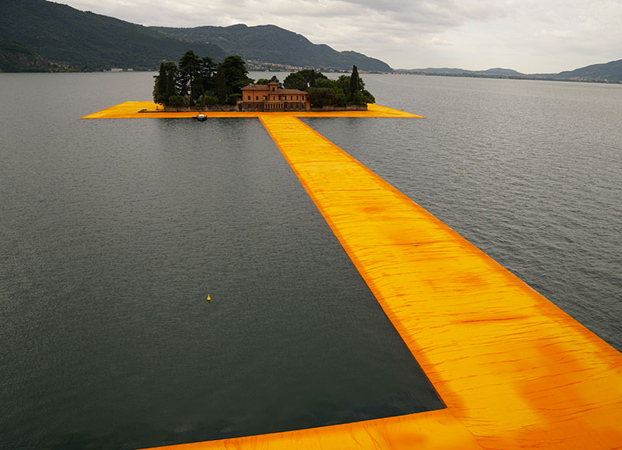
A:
[
  {"xmin": 3, "ymin": 68, "xmax": 621, "ymax": 85},
  {"xmin": 389, "ymin": 71, "xmax": 622, "ymax": 84}
]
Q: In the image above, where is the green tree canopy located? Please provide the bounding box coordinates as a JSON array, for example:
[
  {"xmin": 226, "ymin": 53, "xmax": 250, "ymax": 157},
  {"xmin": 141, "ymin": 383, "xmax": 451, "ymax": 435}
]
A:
[
  {"xmin": 177, "ymin": 50, "xmax": 202, "ymax": 102},
  {"xmin": 308, "ymin": 88, "xmax": 337, "ymax": 108},
  {"xmin": 152, "ymin": 50, "xmax": 255, "ymax": 107},
  {"xmin": 219, "ymin": 55, "xmax": 253, "ymax": 103},
  {"xmin": 283, "ymin": 72, "xmax": 306, "ymax": 90},
  {"xmin": 199, "ymin": 56, "xmax": 217, "ymax": 96},
  {"xmin": 153, "ymin": 61, "xmax": 178, "ymax": 105},
  {"xmin": 216, "ymin": 63, "xmax": 227, "ymax": 104},
  {"xmin": 283, "ymin": 67, "xmax": 374, "ymax": 107},
  {"xmin": 283, "ymin": 69, "xmax": 327, "ymax": 90},
  {"xmin": 256, "ymin": 75, "xmax": 282, "ymax": 87}
]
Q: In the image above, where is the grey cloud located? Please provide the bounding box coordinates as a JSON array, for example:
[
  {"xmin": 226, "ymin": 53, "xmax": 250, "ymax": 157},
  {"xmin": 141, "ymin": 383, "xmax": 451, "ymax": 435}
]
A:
[{"xmin": 55, "ymin": 0, "xmax": 622, "ymax": 73}]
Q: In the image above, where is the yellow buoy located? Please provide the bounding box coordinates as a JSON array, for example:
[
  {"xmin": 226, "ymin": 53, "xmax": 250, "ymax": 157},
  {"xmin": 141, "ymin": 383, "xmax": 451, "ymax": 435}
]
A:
[{"xmin": 206, "ymin": 294, "xmax": 211, "ymax": 301}]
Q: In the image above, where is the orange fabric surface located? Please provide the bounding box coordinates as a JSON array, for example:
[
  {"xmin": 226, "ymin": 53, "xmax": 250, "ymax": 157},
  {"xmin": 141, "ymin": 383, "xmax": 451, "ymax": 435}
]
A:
[
  {"xmin": 87, "ymin": 105, "xmax": 622, "ymax": 449},
  {"xmin": 81, "ymin": 102, "xmax": 424, "ymax": 119},
  {"xmin": 145, "ymin": 410, "xmax": 482, "ymax": 450},
  {"xmin": 255, "ymin": 116, "xmax": 622, "ymax": 450}
]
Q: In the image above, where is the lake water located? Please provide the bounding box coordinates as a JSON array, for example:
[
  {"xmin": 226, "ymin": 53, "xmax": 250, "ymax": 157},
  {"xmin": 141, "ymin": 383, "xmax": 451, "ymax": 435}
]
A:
[{"xmin": 1, "ymin": 72, "xmax": 621, "ymax": 449}]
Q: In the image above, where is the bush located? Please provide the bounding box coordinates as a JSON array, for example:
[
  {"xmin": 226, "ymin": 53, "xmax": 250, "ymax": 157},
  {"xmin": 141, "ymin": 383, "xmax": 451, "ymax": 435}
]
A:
[
  {"xmin": 202, "ymin": 95, "xmax": 219, "ymax": 106},
  {"xmin": 363, "ymin": 90, "xmax": 376, "ymax": 104},
  {"xmin": 335, "ymin": 92, "xmax": 347, "ymax": 107},
  {"xmin": 352, "ymin": 91, "xmax": 365, "ymax": 106},
  {"xmin": 229, "ymin": 93, "xmax": 242, "ymax": 105},
  {"xmin": 168, "ymin": 95, "xmax": 190, "ymax": 107},
  {"xmin": 308, "ymin": 88, "xmax": 337, "ymax": 108}
]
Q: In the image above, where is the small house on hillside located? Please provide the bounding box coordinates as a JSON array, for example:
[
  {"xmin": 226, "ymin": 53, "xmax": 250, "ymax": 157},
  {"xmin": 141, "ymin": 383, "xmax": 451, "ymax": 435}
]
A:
[{"xmin": 239, "ymin": 82, "xmax": 310, "ymax": 111}]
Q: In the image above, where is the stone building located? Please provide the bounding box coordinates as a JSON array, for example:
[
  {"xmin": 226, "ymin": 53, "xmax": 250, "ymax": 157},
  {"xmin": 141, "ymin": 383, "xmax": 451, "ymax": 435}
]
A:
[{"xmin": 239, "ymin": 82, "xmax": 310, "ymax": 111}]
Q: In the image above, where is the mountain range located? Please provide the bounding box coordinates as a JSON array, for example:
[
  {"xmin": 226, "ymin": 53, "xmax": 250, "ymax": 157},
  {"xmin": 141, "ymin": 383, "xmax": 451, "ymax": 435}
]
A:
[
  {"xmin": 0, "ymin": 0, "xmax": 388, "ymax": 72},
  {"xmin": 0, "ymin": 0, "xmax": 225, "ymax": 70},
  {"xmin": 399, "ymin": 61, "xmax": 622, "ymax": 83},
  {"xmin": 151, "ymin": 24, "xmax": 391, "ymax": 72},
  {"xmin": 554, "ymin": 59, "xmax": 622, "ymax": 82},
  {"xmin": 0, "ymin": 0, "xmax": 620, "ymax": 83}
]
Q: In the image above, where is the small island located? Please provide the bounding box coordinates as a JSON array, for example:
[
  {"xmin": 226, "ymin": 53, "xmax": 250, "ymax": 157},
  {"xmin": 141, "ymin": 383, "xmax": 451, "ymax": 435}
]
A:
[{"xmin": 153, "ymin": 50, "xmax": 375, "ymax": 112}]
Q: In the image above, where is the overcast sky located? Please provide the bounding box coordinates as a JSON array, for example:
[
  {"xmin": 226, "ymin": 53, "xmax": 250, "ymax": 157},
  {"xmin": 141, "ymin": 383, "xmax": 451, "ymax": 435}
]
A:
[{"xmin": 54, "ymin": 0, "xmax": 621, "ymax": 73}]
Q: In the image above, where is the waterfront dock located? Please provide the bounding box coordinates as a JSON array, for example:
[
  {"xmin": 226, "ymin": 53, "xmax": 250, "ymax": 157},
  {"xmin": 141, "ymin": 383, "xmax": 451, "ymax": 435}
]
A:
[{"xmin": 81, "ymin": 101, "xmax": 422, "ymax": 119}]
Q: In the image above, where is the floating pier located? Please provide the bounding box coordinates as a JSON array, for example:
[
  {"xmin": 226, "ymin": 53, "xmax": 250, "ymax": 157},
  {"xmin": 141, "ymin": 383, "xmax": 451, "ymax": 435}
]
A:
[
  {"xmin": 83, "ymin": 103, "xmax": 622, "ymax": 449},
  {"xmin": 80, "ymin": 101, "xmax": 422, "ymax": 119}
]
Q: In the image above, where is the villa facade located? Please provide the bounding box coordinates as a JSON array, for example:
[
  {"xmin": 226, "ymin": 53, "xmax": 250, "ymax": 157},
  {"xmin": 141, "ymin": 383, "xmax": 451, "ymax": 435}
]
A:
[{"xmin": 239, "ymin": 82, "xmax": 310, "ymax": 112}]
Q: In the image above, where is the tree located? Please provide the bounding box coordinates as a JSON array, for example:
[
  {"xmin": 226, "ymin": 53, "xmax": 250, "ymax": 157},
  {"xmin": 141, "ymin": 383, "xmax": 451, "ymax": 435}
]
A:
[
  {"xmin": 219, "ymin": 55, "xmax": 253, "ymax": 103},
  {"xmin": 152, "ymin": 51, "xmax": 268, "ymax": 108},
  {"xmin": 153, "ymin": 61, "xmax": 178, "ymax": 106},
  {"xmin": 269, "ymin": 75, "xmax": 283, "ymax": 88},
  {"xmin": 153, "ymin": 62, "xmax": 168, "ymax": 104},
  {"xmin": 153, "ymin": 51, "xmax": 223, "ymax": 108},
  {"xmin": 361, "ymin": 89, "xmax": 375, "ymax": 104},
  {"xmin": 335, "ymin": 91, "xmax": 347, "ymax": 107},
  {"xmin": 216, "ymin": 63, "xmax": 227, "ymax": 104},
  {"xmin": 177, "ymin": 50, "xmax": 202, "ymax": 103},
  {"xmin": 282, "ymin": 67, "xmax": 375, "ymax": 108},
  {"xmin": 284, "ymin": 69, "xmax": 327, "ymax": 90},
  {"xmin": 308, "ymin": 88, "xmax": 337, "ymax": 108},
  {"xmin": 199, "ymin": 56, "xmax": 217, "ymax": 97},
  {"xmin": 283, "ymin": 72, "xmax": 307, "ymax": 90},
  {"xmin": 299, "ymin": 69, "xmax": 327, "ymax": 87},
  {"xmin": 349, "ymin": 65, "xmax": 363, "ymax": 101},
  {"xmin": 168, "ymin": 95, "xmax": 190, "ymax": 107},
  {"xmin": 333, "ymin": 75, "xmax": 350, "ymax": 93},
  {"xmin": 202, "ymin": 94, "xmax": 219, "ymax": 107}
]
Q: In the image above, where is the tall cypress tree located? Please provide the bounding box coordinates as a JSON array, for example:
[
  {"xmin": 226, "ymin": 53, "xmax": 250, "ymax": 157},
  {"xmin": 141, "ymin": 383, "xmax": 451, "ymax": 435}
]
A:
[
  {"xmin": 153, "ymin": 61, "xmax": 178, "ymax": 106},
  {"xmin": 216, "ymin": 63, "xmax": 227, "ymax": 104},
  {"xmin": 349, "ymin": 65, "xmax": 362, "ymax": 100},
  {"xmin": 153, "ymin": 62, "xmax": 167, "ymax": 104},
  {"xmin": 164, "ymin": 63, "xmax": 178, "ymax": 102}
]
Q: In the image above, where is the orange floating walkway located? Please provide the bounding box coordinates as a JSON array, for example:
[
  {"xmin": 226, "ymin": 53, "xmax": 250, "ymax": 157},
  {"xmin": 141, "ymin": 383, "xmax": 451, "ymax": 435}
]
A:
[
  {"xmin": 83, "ymin": 103, "xmax": 622, "ymax": 449},
  {"xmin": 253, "ymin": 116, "xmax": 622, "ymax": 450},
  {"xmin": 81, "ymin": 101, "xmax": 423, "ymax": 119}
]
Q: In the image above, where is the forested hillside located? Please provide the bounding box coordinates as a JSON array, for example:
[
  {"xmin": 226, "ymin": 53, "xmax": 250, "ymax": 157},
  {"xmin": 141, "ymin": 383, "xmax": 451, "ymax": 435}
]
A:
[
  {"xmin": 152, "ymin": 24, "xmax": 392, "ymax": 72},
  {"xmin": 0, "ymin": 0, "xmax": 226, "ymax": 70},
  {"xmin": 0, "ymin": 40, "xmax": 53, "ymax": 72},
  {"xmin": 0, "ymin": 0, "xmax": 390, "ymax": 72},
  {"xmin": 555, "ymin": 59, "xmax": 622, "ymax": 82}
]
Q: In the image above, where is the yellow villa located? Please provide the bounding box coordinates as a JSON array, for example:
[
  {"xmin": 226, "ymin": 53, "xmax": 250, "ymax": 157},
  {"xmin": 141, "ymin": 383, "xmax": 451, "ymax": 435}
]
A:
[{"xmin": 239, "ymin": 81, "xmax": 310, "ymax": 111}]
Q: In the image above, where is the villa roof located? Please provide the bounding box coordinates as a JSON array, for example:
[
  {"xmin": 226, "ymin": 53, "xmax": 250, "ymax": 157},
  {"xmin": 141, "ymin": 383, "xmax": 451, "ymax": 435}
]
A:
[
  {"xmin": 278, "ymin": 89, "xmax": 307, "ymax": 94},
  {"xmin": 242, "ymin": 84, "xmax": 307, "ymax": 95},
  {"xmin": 242, "ymin": 84, "xmax": 270, "ymax": 91}
]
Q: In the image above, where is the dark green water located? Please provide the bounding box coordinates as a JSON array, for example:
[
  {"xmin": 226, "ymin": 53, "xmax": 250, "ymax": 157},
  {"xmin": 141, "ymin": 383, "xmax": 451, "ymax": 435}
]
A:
[{"xmin": 1, "ymin": 73, "xmax": 442, "ymax": 450}]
